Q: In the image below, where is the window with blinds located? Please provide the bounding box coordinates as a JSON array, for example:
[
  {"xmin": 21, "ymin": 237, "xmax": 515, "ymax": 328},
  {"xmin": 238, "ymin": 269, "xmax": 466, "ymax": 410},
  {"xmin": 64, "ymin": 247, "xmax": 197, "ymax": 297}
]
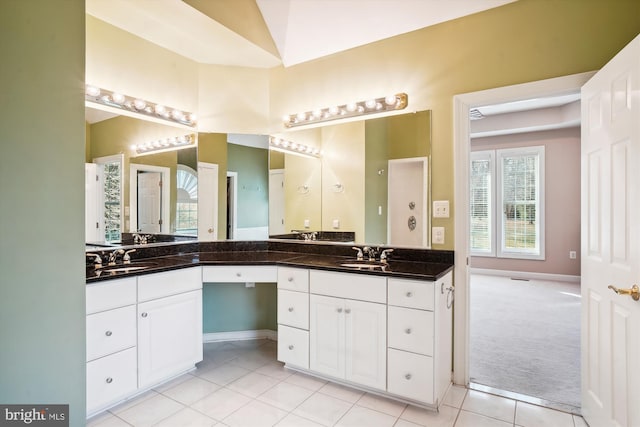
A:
[
  {"xmin": 470, "ymin": 151, "xmax": 494, "ymax": 255},
  {"xmin": 470, "ymin": 146, "xmax": 545, "ymax": 260}
]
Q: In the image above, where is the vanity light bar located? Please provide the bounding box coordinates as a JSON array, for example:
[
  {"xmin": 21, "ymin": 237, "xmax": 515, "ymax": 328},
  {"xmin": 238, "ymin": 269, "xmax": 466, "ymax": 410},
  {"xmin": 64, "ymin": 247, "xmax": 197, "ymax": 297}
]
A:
[
  {"xmin": 269, "ymin": 136, "xmax": 321, "ymax": 158},
  {"xmin": 283, "ymin": 93, "xmax": 408, "ymax": 128},
  {"xmin": 133, "ymin": 134, "xmax": 196, "ymax": 155},
  {"xmin": 85, "ymin": 84, "xmax": 197, "ymax": 127}
]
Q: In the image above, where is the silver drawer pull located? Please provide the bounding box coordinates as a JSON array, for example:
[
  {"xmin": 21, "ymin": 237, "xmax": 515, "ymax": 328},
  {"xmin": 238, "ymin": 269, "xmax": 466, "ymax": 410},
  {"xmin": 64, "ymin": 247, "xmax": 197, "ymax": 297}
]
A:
[
  {"xmin": 405, "ymin": 374, "xmax": 412, "ymax": 380},
  {"xmin": 236, "ymin": 272, "xmax": 242, "ymax": 277},
  {"xmin": 337, "ymin": 307, "xmax": 343, "ymax": 313},
  {"xmin": 288, "ymin": 307, "xmax": 294, "ymax": 312},
  {"xmin": 105, "ymin": 330, "xmax": 113, "ymax": 337},
  {"xmin": 405, "ymin": 328, "xmax": 412, "ymax": 334},
  {"xmin": 288, "ymin": 345, "xmax": 294, "ymax": 350},
  {"xmin": 288, "ymin": 277, "xmax": 294, "ymax": 282},
  {"xmin": 106, "ymin": 377, "xmax": 113, "ymax": 384},
  {"xmin": 406, "ymin": 292, "xmax": 413, "ymax": 297},
  {"xmin": 141, "ymin": 312, "xmax": 148, "ymax": 318},
  {"xmin": 345, "ymin": 308, "xmax": 351, "ymax": 314}
]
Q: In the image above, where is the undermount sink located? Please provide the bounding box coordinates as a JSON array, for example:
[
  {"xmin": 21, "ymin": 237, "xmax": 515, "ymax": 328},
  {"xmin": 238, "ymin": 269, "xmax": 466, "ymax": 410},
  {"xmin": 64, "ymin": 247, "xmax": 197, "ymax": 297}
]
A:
[
  {"xmin": 340, "ymin": 262, "xmax": 387, "ymax": 269},
  {"xmin": 97, "ymin": 262, "xmax": 158, "ymax": 273}
]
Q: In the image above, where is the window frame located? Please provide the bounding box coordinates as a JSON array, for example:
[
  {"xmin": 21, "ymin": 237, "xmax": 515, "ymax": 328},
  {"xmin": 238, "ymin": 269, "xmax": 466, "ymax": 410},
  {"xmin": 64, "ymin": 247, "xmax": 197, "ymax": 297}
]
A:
[{"xmin": 470, "ymin": 145, "xmax": 545, "ymax": 261}]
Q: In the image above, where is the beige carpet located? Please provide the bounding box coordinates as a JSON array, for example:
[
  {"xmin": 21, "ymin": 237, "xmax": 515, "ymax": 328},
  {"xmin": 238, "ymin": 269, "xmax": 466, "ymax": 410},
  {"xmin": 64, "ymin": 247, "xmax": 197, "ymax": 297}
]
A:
[{"xmin": 469, "ymin": 274, "xmax": 581, "ymax": 410}]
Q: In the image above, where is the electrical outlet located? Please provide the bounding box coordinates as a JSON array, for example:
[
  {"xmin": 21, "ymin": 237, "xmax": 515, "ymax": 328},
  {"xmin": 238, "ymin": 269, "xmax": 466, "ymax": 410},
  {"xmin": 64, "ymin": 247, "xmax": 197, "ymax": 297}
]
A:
[
  {"xmin": 433, "ymin": 200, "xmax": 450, "ymax": 218},
  {"xmin": 569, "ymin": 250, "xmax": 577, "ymax": 259},
  {"xmin": 332, "ymin": 219, "xmax": 340, "ymax": 229},
  {"xmin": 432, "ymin": 226, "xmax": 445, "ymax": 244},
  {"xmin": 304, "ymin": 219, "xmax": 310, "ymax": 228}
]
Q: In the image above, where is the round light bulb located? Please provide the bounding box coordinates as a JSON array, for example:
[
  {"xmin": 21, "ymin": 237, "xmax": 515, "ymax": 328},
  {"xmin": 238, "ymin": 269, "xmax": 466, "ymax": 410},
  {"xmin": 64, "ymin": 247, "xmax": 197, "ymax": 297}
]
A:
[
  {"xmin": 155, "ymin": 105, "xmax": 166, "ymax": 115},
  {"xmin": 111, "ymin": 93, "xmax": 125, "ymax": 104},
  {"xmin": 346, "ymin": 103, "xmax": 357, "ymax": 112},
  {"xmin": 385, "ymin": 95, "xmax": 397, "ymax": 106},
  {"xmin": 329, "ymin": 106, "xmax": 340, "ymax": 115},
  {"xmin": 296, "ymin": 112, "xmax": 307, "ymax": 121},
  {"xmin": 133, "ymin": 99, "xmax": 146, "ymax": 110},
  {"xmin": 365, "ymin": 99, "xmax": 376, "ymax": 109},
  {"xmin": 86, "ymin": 85, "xmax": 101, "ymax": 97}
]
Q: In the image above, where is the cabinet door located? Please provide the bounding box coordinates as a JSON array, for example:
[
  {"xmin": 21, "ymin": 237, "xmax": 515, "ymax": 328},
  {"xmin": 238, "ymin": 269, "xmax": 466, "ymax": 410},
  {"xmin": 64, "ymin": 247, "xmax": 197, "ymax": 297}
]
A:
[
  {"xmin": 310, "ymin": 294, "xmax": 344, "ymax": 379},
  {"xmin": 277, "ymin": 325, "xmax": 309, "ymax": 369},
  {"xmin": 138, "ymin": 290, "xmax": 203, "ymax": 389},
  {"xmin": 345, "ymin": 299, "xmax": 387, "ymax": 390}
]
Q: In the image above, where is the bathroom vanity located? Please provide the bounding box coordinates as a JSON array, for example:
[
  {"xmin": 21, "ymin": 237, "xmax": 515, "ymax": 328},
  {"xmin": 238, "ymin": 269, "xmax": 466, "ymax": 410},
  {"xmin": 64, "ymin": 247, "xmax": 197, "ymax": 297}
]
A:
[{"xmin": 85, "ymin": 241, "xmax": 453, "ymax": 417}]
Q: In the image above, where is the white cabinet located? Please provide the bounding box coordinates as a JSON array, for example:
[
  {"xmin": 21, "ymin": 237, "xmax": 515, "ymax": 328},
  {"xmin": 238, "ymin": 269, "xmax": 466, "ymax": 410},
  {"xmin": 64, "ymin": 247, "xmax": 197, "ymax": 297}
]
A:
[
  {"xmin": 137, "ymin": 268, "xmax": 203, "ymax": 389},
  {"xmin": 276, "ymin": 267, "xmax": 309, "ymax": 369},
  {"xmin": 387, "ymin": 271, "xmax": 453, "ymax": 406},
  {"xmin": 86, "ymin": 267, "xmax": 203, "ymax": 417},
  {"xmin": 309, "ymin": 272, "xmax": 387, "ymax": 391},
  {"xmin": 86, "ymin": 278, "xmax": 137, "ymax": 416}
]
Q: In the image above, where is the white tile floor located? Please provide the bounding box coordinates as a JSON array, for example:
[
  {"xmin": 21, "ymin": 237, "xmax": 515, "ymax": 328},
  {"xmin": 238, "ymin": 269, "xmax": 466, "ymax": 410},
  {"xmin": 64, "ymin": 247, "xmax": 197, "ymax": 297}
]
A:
[{"xmin": 87, "ymin": 340, "xmax": 587, "ymax": 427}]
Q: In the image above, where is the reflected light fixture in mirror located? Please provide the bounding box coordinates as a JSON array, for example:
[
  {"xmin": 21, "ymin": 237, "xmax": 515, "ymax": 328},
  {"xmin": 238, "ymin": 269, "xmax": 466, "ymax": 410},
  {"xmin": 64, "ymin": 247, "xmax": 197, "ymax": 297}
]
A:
[
  {"xmin": 283, "ymin": 93, "xmax": 408, "ymax": 128},
  {"xmin": 85, "ymin": 84, "xmax": 197, "ymax": 127},
  {"xmin": 132, "ymin": 133, "xmax": 196, "ymax": 156},
  {"xmin": 269, "ymin": 136, "xmax": 321, "ymax": 158}
]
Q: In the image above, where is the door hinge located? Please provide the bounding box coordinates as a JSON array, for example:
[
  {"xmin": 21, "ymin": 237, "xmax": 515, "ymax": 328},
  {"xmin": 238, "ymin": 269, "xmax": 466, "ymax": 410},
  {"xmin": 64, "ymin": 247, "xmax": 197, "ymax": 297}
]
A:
[
  {"xmin": 95, "ymin": 174, "xmax": 99, "ymax": 182},
  {"xmin": 158, "ymin": 219, "xmax": 163, "ymax": 225},
  {"xmin": 159, "ymin": 180, "xmax": 163, "ymax": 187},
  {"xmin": 96, "ymin": 222, "xmax": 99, "ymax": 229}
]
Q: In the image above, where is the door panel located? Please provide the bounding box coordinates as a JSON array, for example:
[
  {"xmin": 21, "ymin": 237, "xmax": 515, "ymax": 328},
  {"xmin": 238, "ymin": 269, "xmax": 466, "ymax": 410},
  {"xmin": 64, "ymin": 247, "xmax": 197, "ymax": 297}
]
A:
[
  {"xmin": 309, "ymin": 294, "xmax": 344, "ymax": 378},
  {"xmin": 581, "ymin": 33, "xmax": 640, "ymax": 427}
]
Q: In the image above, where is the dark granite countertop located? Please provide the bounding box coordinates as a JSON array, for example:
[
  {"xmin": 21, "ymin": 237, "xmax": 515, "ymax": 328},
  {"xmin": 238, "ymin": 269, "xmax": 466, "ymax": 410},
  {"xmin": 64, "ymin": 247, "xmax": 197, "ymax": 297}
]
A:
[{"xmin": 86, "ymin": 246, "xmax": 453, "ymax": 284}]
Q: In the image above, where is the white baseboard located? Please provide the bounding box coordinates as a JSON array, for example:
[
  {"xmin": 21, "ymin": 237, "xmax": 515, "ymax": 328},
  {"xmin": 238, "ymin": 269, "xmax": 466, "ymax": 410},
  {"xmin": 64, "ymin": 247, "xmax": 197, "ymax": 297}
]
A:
[
  {"xmin": 470, "ymin": 268, "xmax": 580, "ymax": 283},
  {"xmin": 203, "ymin": 329, "xmax": 277, "ymax": 343}
]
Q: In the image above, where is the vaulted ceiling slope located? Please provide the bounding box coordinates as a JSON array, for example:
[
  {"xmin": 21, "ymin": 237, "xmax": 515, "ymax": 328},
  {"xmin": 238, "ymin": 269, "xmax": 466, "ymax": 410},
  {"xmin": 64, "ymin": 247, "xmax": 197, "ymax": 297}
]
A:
[{"xmin": 86, "ymin": 0, "xmax": 517, "ymax": 68}]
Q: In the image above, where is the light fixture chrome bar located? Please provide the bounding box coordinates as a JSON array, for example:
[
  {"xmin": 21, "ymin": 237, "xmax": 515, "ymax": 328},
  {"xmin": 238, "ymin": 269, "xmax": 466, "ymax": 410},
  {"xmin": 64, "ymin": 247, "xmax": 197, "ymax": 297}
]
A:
[
  {"xmin": 132, "ymin": 134, "xmax": 196, "ymax": 155},
  {"xmin": 85, "ymin": 84, "xmax": 197, "ymax": 127},
  {"xmin": 283, "ymin": 93, "xmax": 408, "ymax": 128},
  {"xmin": 269, "ymin": 136, "xmax": 321, "ymax": 158}
]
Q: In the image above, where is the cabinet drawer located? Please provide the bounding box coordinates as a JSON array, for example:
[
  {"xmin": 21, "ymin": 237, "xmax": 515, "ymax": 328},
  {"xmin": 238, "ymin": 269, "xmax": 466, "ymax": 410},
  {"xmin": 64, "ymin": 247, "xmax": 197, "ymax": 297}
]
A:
[
  {"xmin": 278, "ymin": 290, "xmax": 309, "ymax": 330},
  {"xmin": 388, "ymin": 278, "xmax": 434, "ymax": 310},
  {"xmin": 202, "ymin": 265, "xmax": 277, "ymax": 283},
  {"xmin": 277, "ymin": 325, "xmax": 309, "ymax": 369},
  {"xmin": 387, "ymin": 348, "xmax": 434, "ymax": 404},
  {"xmin": 86, "ymin": 347, "xmax": 137, "ymax": 415},
  {"xmin": 86, "ymin": 277, "xmax": 136, "ymax": 314},
  {"xmin": 310, "ymin": 270, "xmax": 386, "ymax": 303},
  {"xmin": 388, "ymin": 306, "xmax": 433, "ymax": 356},
  {"xmin": 138, "ymin": 267, "xmax": 202, "ymax": 302},
  {"xmin": 86, "ymin": 305, "xmax": 137, "ymax": 362},
  {"xmin": 277, "ymin": 267, "xmax": 309, "ymax": 292}
]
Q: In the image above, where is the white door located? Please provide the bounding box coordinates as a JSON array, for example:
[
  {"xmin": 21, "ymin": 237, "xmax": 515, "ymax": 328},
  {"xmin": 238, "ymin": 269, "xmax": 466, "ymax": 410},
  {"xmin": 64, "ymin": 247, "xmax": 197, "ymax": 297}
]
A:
[
  {"xmin": 137, "ymin": 171, "xmax": 162, "ymax": 233},
  {"xmin": 344, "ymin": 299, "xmax": 386, "ymax": 390},
  {"xmin": 310, "ymin": 294, "xmax": 345, "ymax": 379},
  {"xmin": 198, "ymin": 162, "xmax": 219, "ymax": 241},
  {"xmin": 581, "ymin": 34, "xmax": 640, "ymax": 427},
  {"xmin": 137, "ymin": 290, "xmax": 203, "ymax": 389},
  {"xmin": 269, "ymin": 169, "xmax": 285, "ymax": 235}
]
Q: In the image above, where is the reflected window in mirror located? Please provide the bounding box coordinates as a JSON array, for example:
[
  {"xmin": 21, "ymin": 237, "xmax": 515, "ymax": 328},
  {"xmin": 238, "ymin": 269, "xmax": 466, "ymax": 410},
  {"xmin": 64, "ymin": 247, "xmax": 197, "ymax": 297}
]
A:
[
  {"xmin": 176, "ymin": 165, "xmax": 198, "ymax": 235},
  {"xmin": 91, "ymin": 154, "xmax": 123, "ymax": 244}
]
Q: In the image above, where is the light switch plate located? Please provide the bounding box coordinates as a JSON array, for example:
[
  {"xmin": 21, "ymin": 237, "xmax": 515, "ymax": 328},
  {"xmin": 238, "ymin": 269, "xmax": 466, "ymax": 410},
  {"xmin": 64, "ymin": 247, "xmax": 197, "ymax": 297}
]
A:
[
  {"xmin": 332, "ymin": 219, "xmax": 340, "ymax": 229},
  {"xmin": 433, "ymin": 200, "xmax": 450, "ymax": 218},
  {"xmin": 432, "ymin": 227, "xmax": 445, "ymax": 244}
]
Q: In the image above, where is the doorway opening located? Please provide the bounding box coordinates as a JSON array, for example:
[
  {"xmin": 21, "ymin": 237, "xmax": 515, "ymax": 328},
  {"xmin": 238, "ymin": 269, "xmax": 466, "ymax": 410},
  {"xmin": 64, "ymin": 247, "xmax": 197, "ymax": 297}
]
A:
[
  {"xmin": 452, "ymin": 72, "xmax": 595, "ymax": 415},
  {"xmin": 226, "ymin": 171, "xmax": 237, "ymax": 239}
]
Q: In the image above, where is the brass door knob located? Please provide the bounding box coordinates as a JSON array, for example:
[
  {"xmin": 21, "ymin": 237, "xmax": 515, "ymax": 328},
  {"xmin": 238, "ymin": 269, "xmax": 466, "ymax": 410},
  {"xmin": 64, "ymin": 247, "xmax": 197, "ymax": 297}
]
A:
[{"xmin": 608, "ymin": 284, "xmax": 640, "ymax": 301}]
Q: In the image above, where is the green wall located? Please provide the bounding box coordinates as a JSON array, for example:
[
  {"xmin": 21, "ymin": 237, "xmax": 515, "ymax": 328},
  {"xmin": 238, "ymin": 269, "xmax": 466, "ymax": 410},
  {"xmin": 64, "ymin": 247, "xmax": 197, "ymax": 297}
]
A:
[
  {"xmin": 202, "ymin": 284, "xmax": 277, "ymax": 333},
  {"xmin": 0, "ymin": 1, "xmax": 87, "ymax": 425},
  {"xmin": 227, "ymin": 144, "xmax": 269, "ymax": 229}
]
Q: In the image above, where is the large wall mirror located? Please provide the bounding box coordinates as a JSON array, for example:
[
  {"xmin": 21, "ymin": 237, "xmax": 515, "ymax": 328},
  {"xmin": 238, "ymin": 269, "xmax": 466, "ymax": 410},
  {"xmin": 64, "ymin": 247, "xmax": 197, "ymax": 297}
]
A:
[
  {"xmin": 85, "ymin": 107, "xmax": 431, "ymax": 249},
  {"xmin": 269, "ymin": 110, "xmax": 432, "ymax": 248}
]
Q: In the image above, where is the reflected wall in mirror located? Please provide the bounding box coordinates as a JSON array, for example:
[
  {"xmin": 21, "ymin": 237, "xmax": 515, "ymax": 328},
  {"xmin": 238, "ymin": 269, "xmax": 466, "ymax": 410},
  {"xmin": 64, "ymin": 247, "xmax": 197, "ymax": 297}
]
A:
[
  {"xmin": 269, "ymin": 110, "xmax": 432, "ymax": 248},
  {"xmin": 86, "ymin": 112, "xmax": 199, "ymax": 243}
]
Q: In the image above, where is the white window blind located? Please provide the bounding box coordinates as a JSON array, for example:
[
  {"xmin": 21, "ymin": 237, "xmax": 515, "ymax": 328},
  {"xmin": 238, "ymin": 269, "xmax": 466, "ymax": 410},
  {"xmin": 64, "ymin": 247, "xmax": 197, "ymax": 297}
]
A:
[
  {"xmin": 470, "ymin": 151, "xmax": 494, "ymax": 255},
  {"xmin": 470, "ymin": 146, "xmax": 545, "ymax": 260}
]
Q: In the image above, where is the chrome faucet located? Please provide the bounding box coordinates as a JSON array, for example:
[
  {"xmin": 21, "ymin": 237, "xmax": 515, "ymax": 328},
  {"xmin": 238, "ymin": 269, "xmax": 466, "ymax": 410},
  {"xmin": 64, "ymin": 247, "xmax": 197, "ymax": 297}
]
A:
[
  {"xmin": 380, "ymin": 248, "xmax": 394, "ymax": 263},
  {"xmin": 107, "ymin": 249, "xmax": 125, "ymax": 266},
  {"xmin": 123, "ymin": 249, "xmax": 136, "ymax": 264},
  {"xmin": 352, "ymin": 247, "xmax": 364, "ymax": 261},
  {"xmin": 86, "ymin": 253, "xmax": 102, "ymax": 269},
  {"xmin": 363, "ymin": 246, "xmax": 378, "ymax": 262}
]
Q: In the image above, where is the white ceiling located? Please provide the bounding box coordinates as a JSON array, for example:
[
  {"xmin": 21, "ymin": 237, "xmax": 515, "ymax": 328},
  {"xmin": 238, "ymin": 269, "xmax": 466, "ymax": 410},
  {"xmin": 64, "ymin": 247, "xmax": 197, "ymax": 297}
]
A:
[{"xmin": 86, "ymin": 0, "xmax": 517, "ymax": 68}]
